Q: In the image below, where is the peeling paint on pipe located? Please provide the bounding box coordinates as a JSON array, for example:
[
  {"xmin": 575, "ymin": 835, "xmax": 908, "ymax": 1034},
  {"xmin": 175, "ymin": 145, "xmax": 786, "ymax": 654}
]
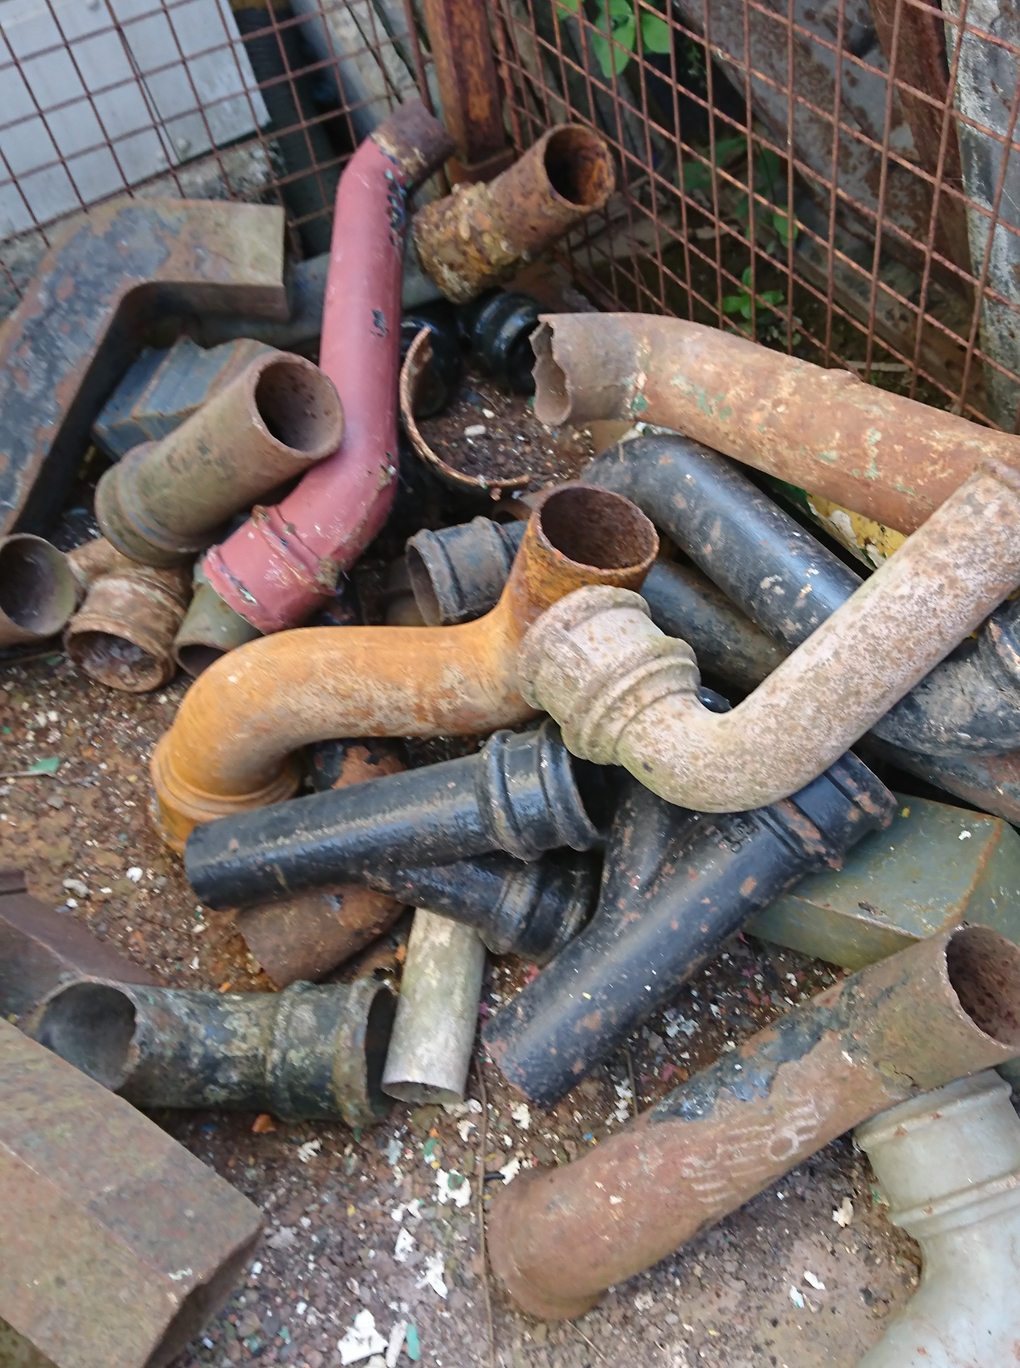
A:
[
  {"xmin": 518, "ymin": 464, "xmax": 1020, "ymax": 811},
  {"xmin": 532, "ymin": 313, "xmax": 1020, "ymax": 534},
  {"xmin": 30, "ymin": 976, "xmax": 395, "ymax": 1127},
  {"xmin": 203, "ymin": 103, "xmax": 457, "ymax": 633},
  {"xmin": 150, "ymin": 483, "xmax": 657, "ymax": 850},
  {"xmin": 0, "ymin": 534, "xmax": 76, "ymax": 646},
  {"xmin": 413, "ymin": 127, "xmax": 615, "ymax": 304},
  {"xmin": 487, "ymin": 926, "xmax": 1020, "ymax": 1320}
]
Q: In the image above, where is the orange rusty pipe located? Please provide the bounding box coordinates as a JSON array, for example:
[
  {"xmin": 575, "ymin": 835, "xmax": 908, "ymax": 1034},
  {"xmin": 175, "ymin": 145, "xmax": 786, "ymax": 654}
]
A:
[
  {"xmin": 532, "ymin": 314, "xmax": 1020, "ymax": 534},
  {"xmin": 150, "ymin": 484, "xmax": 657, "ymax": 851}
]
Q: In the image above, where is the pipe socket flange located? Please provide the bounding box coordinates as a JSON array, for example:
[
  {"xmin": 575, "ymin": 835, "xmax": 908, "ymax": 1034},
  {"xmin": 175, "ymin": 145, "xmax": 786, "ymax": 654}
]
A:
[
  {"xmin": 476, "ymin": 720, "xmax": 598, "ymax": 859},
  {"xmin": 517, "ymin": 587, "xmax": 700, "ymax": 765}
]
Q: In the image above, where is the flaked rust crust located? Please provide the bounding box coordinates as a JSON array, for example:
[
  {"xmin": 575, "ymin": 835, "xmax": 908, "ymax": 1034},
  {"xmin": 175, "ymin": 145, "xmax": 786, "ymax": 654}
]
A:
[
  {"xmin": 399, "ymin": 327, "xmax": 530, "ymax": 493},
  {"xmin": 65, "ymin": 556, "xmax": 192, "ymax": 694},
  {"xmin": 487, "ymin": 926, "xmax": 1020, "ymax": 1321},
  {"xmin": 532, "ymin": 313, "xmax": 1020, "ymax": 534},
  {"xmin": 151, "ymin": 483, "xmax": 657, "ymax": 850},
  {"xmin": 236, "ymin": 743, "xmax": 406, "ymax": 986},
  {"xmin": 413, "ymin": 126, "xmax": 615, "ymax": 304},
  {"xmin": 0, "ymin": 199, "xmax": 286, "ymax": 536}
]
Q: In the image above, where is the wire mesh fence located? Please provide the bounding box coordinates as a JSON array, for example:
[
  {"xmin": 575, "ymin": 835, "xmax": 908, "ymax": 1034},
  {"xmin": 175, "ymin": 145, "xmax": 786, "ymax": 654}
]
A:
[{"xmin": 3, "ymin": 0, "xmax": 1020, "ymax": 433}]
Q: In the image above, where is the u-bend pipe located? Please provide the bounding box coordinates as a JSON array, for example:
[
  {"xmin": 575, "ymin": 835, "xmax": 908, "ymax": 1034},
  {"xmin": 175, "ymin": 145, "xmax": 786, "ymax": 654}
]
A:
[
  {"xmin": 532, "ymin": 312, "xmax": 1020, "ymax": 534},
  {"xmin": 584, "ymin": 435, "xmax": 1020, "ymax": 758},
  {"xmin": 519, "ymin": 463, "xmax": 1020, "ymax": 812},
  {"xmin": 151, "ymin": 483, "xmax": 657, "ymax": 850}
]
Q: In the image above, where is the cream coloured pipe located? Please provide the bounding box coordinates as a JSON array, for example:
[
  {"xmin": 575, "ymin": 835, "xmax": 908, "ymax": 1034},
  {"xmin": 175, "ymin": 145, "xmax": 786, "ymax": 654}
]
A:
[
  {"xmin": 518, "ymin": 462, "xmax": 1020, "ymax": 812},
  {"xmin": 854, "ymin": 1070, "xmax": 1020, "ymax": 1368}
]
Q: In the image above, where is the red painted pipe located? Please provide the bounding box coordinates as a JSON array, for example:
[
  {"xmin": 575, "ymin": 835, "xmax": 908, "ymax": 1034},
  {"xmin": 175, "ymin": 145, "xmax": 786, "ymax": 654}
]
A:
[{"xmin": 203, "ymin": 104, "xmax": 456, "ymax": 633}]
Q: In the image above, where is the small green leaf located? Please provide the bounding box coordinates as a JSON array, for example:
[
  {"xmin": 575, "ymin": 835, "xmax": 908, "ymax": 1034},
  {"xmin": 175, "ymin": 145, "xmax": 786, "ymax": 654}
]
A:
[
  {"xmin": 25, "ymin": 756, "xmax": 60, "ymax": 775},
  {"xmin": 640, "ymin": 11, "xmax": 671, "ymax": 52},
  {"xmin": 593, "ymin": 0, "xmax": 636, "ymax": 75},
  {"xmin": 721, "ymin": 294, "xmax": 745, "ymax": 314},
  {"xmin": 760, "ymin": 289, "xmax": 785, "ymax": 308},
  {"xmin": 772, "ymin": 207, "xmax": 798, "ymax": 247},
  {"xmin": 712, "ymin": 135, "xmax": 747, "ymax": 164},
  {"xmin": 681, "ymin": 160, "xmax": 712, "ymax": 192}
]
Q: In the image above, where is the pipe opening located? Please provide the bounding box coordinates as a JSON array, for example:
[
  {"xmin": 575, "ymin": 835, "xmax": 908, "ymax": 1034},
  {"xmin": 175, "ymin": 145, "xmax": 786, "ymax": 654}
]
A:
[
  {"xmin": 945, "ymin": 925, "xmax": 1020, "ymax": 1047},
  {"xmin": 543, "ymin": 126, "xmax": 612, "ymax": 207},
  {"xmin": 66, "ymin": 630, "xmax": 165, "ymax": 692},
  {"xmin": 34, "ymin": 982, "xmax": 137, "ymax": 1089},
  {"xmin": 539, "ymin": 485, "xmax": 657, "ymax": 570},
  {"xmin": 176, "ymin": 642, "xmax": 227, "ymax": 677},
  {"xmin": 0, "ymin": 536, "xmax": 75, "ymax": 636},
  {"xmin": 531, "ymin": 323, "xmax": 570, "ymax": 428},
  {"xmin": 254, "ymin": 357, "xmax": 342, "ymax": 455},
  {"xmin": 364, "ymin": 985, "xmax": 398, "ymax": 1119},
  {"xmin": 405, "ymin": 543, "xmax": 443, "ymax": 626}
]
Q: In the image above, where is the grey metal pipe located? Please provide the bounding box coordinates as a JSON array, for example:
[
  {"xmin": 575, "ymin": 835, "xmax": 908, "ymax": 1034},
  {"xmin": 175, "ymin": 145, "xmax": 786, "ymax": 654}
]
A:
[
  {"xmin": 95, "ymin": 351, "xmax": 344, "ymax": 566},
  {"xmin": 30, "ymin": 976, "xmax": 394, "ymax": 1126},
  {"xmin": 519, "ymin": 463, "xmax": 1020, "ymax": 811},
  {"xmin": 381, "ymin": 909, "xmax": 485, "ymax": 1106},
  {"xmin": 0, "ymin": 534, "xmax": 76, "ymax": 646},
  {"xmin": 172, "ymin": 561, "xmax": 261, "ymax": 678}
]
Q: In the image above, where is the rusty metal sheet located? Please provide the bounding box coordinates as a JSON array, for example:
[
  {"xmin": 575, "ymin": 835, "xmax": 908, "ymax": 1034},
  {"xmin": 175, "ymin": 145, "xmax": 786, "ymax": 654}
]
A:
[
  {"xmin": 0, "ymin": 871, "xmax": 156, "ymax": 1019},
  {"xmin": 418, "ymin": 0, "xmax": 512, "ymax": 182},
  {"xmin": 0, "ymin": 198, "xmax": 287, "ymax": 535},
  {"xmin": 0, "ymin": 1017, "xmax": 262, "ymax": 1368}
]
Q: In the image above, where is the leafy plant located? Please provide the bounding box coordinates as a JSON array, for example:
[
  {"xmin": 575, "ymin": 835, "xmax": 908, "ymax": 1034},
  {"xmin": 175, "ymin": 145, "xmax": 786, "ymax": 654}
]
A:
[
  {"xmin": 556, "ymin": 0, "xmax": 671, "ymax": 77},
  {"xmin": 722, "ymin": 265, "xmax": 785, "ymax": 334},
  {"xmin": 735, "ymin": 144, "xmax": 798, "ymax": 247},
  {"xmin": 680, "ymin": 135, "xmax": 746, "ymax": 194}
]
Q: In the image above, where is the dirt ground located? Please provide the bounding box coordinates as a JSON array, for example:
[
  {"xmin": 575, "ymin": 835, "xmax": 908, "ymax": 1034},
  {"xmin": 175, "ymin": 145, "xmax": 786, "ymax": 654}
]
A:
[{"xmin": 0, "ymin": 651, "xmax": 925, "ymax": 1368}]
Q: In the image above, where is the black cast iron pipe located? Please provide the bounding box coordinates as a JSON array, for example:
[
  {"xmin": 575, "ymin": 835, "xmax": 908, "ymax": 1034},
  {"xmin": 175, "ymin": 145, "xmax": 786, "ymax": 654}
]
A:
[
  {"xmin": 186, "ymin": 720, "xmax": 601, "ymax": 908},
  {"xmin": 583, "ymin": 434, "xmax": 1020, "ymax": 759},
  {"xmin": 369, "ymin": 849, "xmax": 599, "ymax": 963},
  {"xmin": 30, "ymin": 976, "xmax": 394, "ymax": 1126},
  {"xmin": 482, "ymin": 750, "xmax": 896, "ymax": 1108}
]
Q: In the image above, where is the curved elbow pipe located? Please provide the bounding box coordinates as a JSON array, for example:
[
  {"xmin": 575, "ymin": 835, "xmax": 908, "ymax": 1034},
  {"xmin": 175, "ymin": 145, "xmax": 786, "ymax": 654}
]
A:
[
  {"xmin": 486, "ymin": 926, "xmax": 1020, "ymax": 1321},
  {"xmin": 519, "ymin": 464, "xmax": 1020, "ymax": 812},
  {"xmin": 151, "ymin": 483, "xmax": 658, "ymax": 850},
  {"xmin": 185, "ymin": 720, "xmax": 600, "ymax": 908},
  {"xmin": 483, "ymin": 752, "xmax": 895, "ymax": 1108},
  {"xmin": 854, "ymin": 1070, "xmax": 1020, "ymax": 1368},
  {"xmin": 532, "ymin": 313, "xmax": 1020, "ymax": 535},
  {"xmin": 585, "ymin": 435, "xmax": 1020, "ymax": 758},
  {"xmin": 203, "ymin": 103, "xmax": 457, "ymax": 633}
]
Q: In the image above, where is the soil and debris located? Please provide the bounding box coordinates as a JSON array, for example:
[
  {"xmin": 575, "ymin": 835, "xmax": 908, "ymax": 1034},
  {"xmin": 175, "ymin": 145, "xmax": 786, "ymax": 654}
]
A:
[
  {"xmin": 415, "ymin": 363, "xmax": 594, "ymax": 489},
  {"xmin": 1, "ymin": 654, "xmax": 922, "ymax": 1368}
]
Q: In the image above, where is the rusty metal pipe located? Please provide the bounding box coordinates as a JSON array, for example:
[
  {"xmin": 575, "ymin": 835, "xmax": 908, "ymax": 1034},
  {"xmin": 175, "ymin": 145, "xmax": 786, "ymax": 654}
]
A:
[
  {"xmin": 519, "ymin": 464, "xmax": 1020, "ymax": 812},
  {"xmin": 65, "ymin": 551, "xmax": 192, "ymax": 693},
  {"xmin": 203, "ymin": 103, "xmax": 457, "ymax": 633},
  {"xmin": 0, "ymin": 1018, "xmax": 263, "ymax": 1368},
  {"xmin": 412, "ymin": 127, "xmax": 615, "ymax": 304},
  {"xmin": 0, "ymin": 533, "xmax": 77, "ymax": 645},
  {"xmin": 407, "ymin": 514, "xmax": 786, "ymax": 691},
  {"xmin": 532, "ymin": 314, "xmax": 1020, "ymax": 535},
  {"xmin": 31, "ymin": 976, "xmax": 395, "ymax": 1127},
  {"xmin": 96, "ymin": 351, "xmax": 343, "ymax": 567},
  {"xmin": 585, "ymin": 435, "xmax": 1020, "ymax": 758},
  {"xmin": 151, "ymin": 483, "xmax": 657, "ymax": 850},
  {"xmin": 487, "ymin": 925, "xmax": 1020, "ymax": 1321}
]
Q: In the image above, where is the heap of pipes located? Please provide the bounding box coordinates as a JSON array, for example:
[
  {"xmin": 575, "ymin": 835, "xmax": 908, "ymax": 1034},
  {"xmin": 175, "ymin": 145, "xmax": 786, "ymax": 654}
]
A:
[{"xmin": 5, "ymin": 101, "xmax": 1020, "ymax": 1368}]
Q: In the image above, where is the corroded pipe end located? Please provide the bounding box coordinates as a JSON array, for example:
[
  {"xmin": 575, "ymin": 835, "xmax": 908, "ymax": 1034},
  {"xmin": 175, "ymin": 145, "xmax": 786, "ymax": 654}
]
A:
[
  {"xmin": 96, "ymin": 351, "xmax": 344, "ymax": 567},
  {"xmin": 65, "ymin": 564, "xmax": 191, "ymax": 693},
  {"xmin": 531, "ymin": 315, "xmax": 637, "ymax": 427},
  {"xmin": 30, "ymin": 979, "xmax": 139, "ymax": 1092},
  {"xmin": 173, "ymin": 568, "xmax": 262, "ymax": 678},
  {"xmin": 0, "ymin": 535, "xmax": 77, "ymax": 646},
  {"xmin": 150, "ymin": 727, "xmax": 301, "ymax": 855},
  {"xmin": 413, "ymin": 126, "xmax": 614, "ymax": 303},
  {"xmin": 505, "ymin": 486, "xmax": 658, "ymax": 638},
  {"xmin": 369, "ymin": 100, "xmax": 457, "ymax": 189},
  {"xmin": 517, "ymin": 584, "xmax": 698, "ymax": 763}
]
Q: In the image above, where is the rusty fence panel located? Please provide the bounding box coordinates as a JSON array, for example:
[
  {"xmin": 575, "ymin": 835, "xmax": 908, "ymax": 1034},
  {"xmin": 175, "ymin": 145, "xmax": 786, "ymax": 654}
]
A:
[
  {"xmin": 4, "ymin": 0, "xmax": 1020, "ymax": 432},
  {"xmin": 488, "ymin": 0, "xmax": 1020, "ymax": 431}
]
